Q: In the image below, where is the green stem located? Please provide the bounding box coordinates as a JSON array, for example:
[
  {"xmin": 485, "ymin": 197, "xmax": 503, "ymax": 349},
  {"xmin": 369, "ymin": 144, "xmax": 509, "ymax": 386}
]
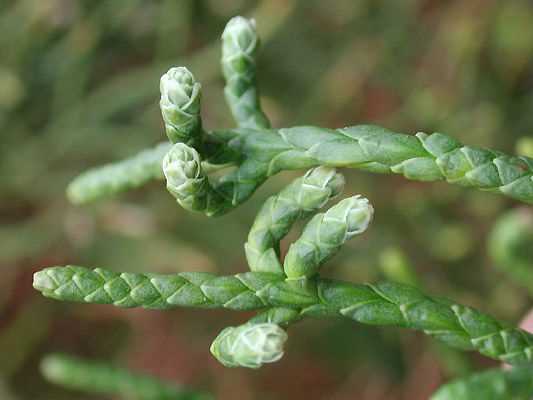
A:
[
  {"xmin": 66, "ymin": 142, "xmax": 171, "ymax": 204},
  {"xmin": 41, "ymin": 353, "xmax": 210, "ymax": 400},
  {"xmin": 34, "ymin": 266, "xmax": 533, "ymax": 365},
  {"xmin": 67, "ymin": 141, "xmax": 236, "ymax": 205},
  {"xmin": 211, "ymin": 124, "xmax": 533, "ymax": 204},
  {"xmin": 68, "ymin": 124, "xmax": 533, "ymax": 206}
]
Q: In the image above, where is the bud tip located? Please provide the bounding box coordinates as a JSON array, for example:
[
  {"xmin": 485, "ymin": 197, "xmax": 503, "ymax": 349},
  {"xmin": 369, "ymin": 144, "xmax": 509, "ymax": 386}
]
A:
[{"xmin": 211, "ymin": 323, "xmax": 287, "ymax": 369}]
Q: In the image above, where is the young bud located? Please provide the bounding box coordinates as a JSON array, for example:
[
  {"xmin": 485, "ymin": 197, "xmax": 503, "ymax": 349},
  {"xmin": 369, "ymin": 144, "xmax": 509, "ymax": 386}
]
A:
[
  {"xmin": 221, "ymin": 16, "xmax": 270, "ymax": 129},
  {"xmin": 210, "ymin": 323, "xmax": 287, "ymax": 369},
  {"xmin": 284, "ymin": 195, "xmax": 374, "ymax": 279},
  {"xmin": 160, "ymin": 67, "xmax": 202, "ymax": 144},
  {"xmin": 221, "ymin": 17, "xmax": 259, "ymax": 66},
  {"xmin": 298, "ymin": 167, "xmax": 345, "ymax": 210},
  {"xmin": 162, "ymin": 143, "xmax": 207, "ymax": 208},
  {"xmin": 336, "ymin": 195, "xmax": 374, "ymax": 238}
]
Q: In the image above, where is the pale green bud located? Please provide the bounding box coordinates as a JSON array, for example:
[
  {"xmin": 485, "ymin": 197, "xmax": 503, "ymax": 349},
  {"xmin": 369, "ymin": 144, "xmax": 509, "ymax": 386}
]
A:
[
  {"xmin": 221, "ymin": 16, "xmax": 270, "ymax": 129},
  {"xmin": 162, "ymin": 143, "xmax": 205, "ymax": 202},
  {"xmin": 221, "ymin": 17, "xmax": 258, "ymax": 64},
  {"xmin": 210, "ymin": 323, "xmax": 287, "ymax": 369},
  {"xmin": 160, "ymin": 67, "xmax": 202, "ymax": 144},
  {"xmin": 299, "ymin": 167, "xmax": 345, "ymax": 210},
  {"xmin": 284, "ymin": 195, "xmax": 374, "ymax": 279},
  {"xmin": 338, "ymin": 195, "xmax": 374, "ymax": 239}
]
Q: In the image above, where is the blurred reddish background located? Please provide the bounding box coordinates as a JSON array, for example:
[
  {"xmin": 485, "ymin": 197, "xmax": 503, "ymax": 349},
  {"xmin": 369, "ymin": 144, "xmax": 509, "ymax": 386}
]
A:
[{"xmin": 2, "ymin": 1, "xmax": 533, "ymax": 399}]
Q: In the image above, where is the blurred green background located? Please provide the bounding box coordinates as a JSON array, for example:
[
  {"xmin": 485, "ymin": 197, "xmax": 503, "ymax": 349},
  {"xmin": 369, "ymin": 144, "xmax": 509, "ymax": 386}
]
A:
[{"xmin": 1, "ymin": 0, "xmax": 533, "ymax": 399}]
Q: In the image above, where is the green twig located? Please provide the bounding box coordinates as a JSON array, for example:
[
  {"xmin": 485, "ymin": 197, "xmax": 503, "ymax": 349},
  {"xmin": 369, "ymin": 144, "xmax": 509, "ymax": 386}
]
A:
[
  {"xmin": 34, "ymin": 266, "xmax": 533, "ymax": 366},
  {"xmin": 245, "ymin": 166, "xmax": 344, "ymax": 274},
  {"xmin": 67, "ymin": 142, "xmax": 233, "ymax": 205},
  {"xmin": 67, "ymin": 124, "xmax": 533, "ymax": 208},
  {"xmin": 66, "ymin": 142, "xmax": 171, "ymax": 204},
  {"xmin": 207, "ymin": 125, "xmax": 533, "ymax": 205}
]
